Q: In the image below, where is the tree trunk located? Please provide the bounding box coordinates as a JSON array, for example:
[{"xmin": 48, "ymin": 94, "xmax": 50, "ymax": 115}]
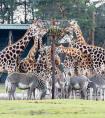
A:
[
  {"xmin": 8, "ymin": 9, "xmax": 10, "ymax": 24},
  {"xmin": 51, "ymin": 35, "xmax": 56, "ymax": 99},
  {"xmin": 1, "ymin": 0, "xmax": 4, "ymax": 23},
  {"xmin": 8, "ymin": 30, "xmax": 13, "ymax": 45},
  {"xmin": 24, "ymin": 0, "xmax": 27, "ymax": 23},
  {"xmin": 92, "ymin": 11, "xmax": 96, "ymax": 45}
]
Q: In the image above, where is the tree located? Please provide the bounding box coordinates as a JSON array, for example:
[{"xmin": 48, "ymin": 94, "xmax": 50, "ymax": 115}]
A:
[
  {"xmin": 0, "ymin": 0, "xmax": 16, "ymax": 23},
  {"xmin": 95, "ymin": 3, "xmax": 105, "ymax": 47},
  {"xmin": 34, "ymin": 0, "xmax": 95, "ymax": 42}
]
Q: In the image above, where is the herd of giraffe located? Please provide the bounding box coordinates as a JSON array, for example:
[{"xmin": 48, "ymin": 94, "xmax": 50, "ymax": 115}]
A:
[{"xmin": 0, "ymin": 19, "xmax": 105, "ymax": 99}]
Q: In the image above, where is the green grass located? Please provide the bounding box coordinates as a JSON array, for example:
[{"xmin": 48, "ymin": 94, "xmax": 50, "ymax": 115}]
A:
[
  {"xmin": 0, "ymin": 99, "xmax": 105, "ymax": 118},
  {"xmin": 0, "ymin": 84, "xmax": 105, "ymax": 118}
]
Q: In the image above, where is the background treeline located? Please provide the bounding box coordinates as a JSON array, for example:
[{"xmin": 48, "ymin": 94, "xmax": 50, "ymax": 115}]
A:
[{"xmin": 0, "ymin": 0, "xmax": 105, "ymax": 47}]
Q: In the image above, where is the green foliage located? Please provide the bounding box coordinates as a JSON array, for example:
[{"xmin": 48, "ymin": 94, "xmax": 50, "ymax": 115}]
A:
[
  {"xmin": 34, "ymin": 0, "xmax": 95, "ymax": 30},
  {"xmin": 95, "ymin": 4, "xmax": 105, "ymax": 46},
  {"xmin": 0, "ymin": 0, "xmax": 104, "ymax": 46},
  {"xmin": 0, "ymin": 0, "xmax": 16, "ymax": 23},
  {"xmin": 33, "ymin": 0, "xmax": 97, "ymax": 44}
]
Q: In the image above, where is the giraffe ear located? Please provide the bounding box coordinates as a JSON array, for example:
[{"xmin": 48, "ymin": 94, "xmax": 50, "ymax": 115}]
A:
[
  {"xmin": 74, "ymin": 20, "xmax": 78, "ymax": 24},
  {"xmin": 32, "ymin": 19, "xmax": 37, "ymax": 24}
]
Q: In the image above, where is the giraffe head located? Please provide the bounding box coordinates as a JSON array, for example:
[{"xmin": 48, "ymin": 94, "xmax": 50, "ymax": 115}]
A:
[
  {"xmin": 63, "ymin": 19, "xmax": 83, "ymax": 38},
  {"xmin": 58, "ymin": 34, "xmax": 75, "ymax": 47},
  {"xmin": 63, "ymin": 20, "xmax": 79, "ymax": 34},
  {"xmin": 64, "ymin": 20, "xmax": 80, "ymax": 33},
  {"xmin": 66, "ymin": 19, "xmax": 87, "ymax": 45},
  {"xmin": 58, "ymin": 21, "xmax": 74, "ymax": 46},
  {"xmin": 29, "ymin": 19, "xmax": 48, "ymax": 38},
  {"xmin": 69, "ymin": 19, "xmax": 84, "ymax": 37},
  {"xmin": 69, "ymin": 19, "xmax": 80, "ymax": 29}
]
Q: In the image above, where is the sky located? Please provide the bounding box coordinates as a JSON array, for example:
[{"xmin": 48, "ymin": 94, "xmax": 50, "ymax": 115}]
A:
[
  {"xmin": 90, "ymin": 0, "xmax": 105, "ymax": 7},
  {"xmin": 91, "ymin": 0, "xmax": 99, "ymax": 1}
]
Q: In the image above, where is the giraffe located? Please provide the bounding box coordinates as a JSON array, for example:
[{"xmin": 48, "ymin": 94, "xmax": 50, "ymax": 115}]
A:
[
  {"xmin": 0, "ymin": 19, "xmax": 47, "ymax": 73},
  {"xmin": 18, "ymin": 34, "xmax": 44, "ymax": 73},
  {"xmin": 18, "ymin": 39, "xmax": 37, "ymax": 73},
  {"xmin": 18, "ymin": 45, "xmax": 61, "ymax": 74},
  {"xmin": 56, "ymin": 45, "xmax": 93, "ymax": 77},
  {"xmin": 63, "ymin": 20, "xmax": 105, "ymax": 74}
]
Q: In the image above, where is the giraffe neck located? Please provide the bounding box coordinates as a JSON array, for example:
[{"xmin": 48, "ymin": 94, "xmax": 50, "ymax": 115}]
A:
[
  {"xmin": 73, "ymin": 26, "xmax": 87, "ymax": 45},
  {"xmin": 38, "ymin": 38, "xmax": 42, "ymax": 49},
  {"xmin": 61, "ymin": 47, "xmax": 82, "ymax": 61},
  {"xmin": 26, "ymin": 39, "xmax": 38, "ymax": 60},
  {"xmin": 73, "ymin": 42, "xmax": 94, "ymax": 60},
  {"xmin": 0, "ymin": 29, "xmax": 33, "ymax": 72},
  {"xmin": 14, "ymin": 32, "xmax": 32, "ymax": 53}
]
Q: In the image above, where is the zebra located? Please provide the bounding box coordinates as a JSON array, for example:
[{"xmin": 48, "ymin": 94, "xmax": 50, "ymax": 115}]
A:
[
  {"xmin": 5, "ymin": 72, "xmax": 50, "ymax": 100},
  {"xmin": 64, "ymin": 75, "xmax": 90, "ymax": 99},
  {"xmin": 88, "ymin": 74, "xmax": 105, "ymax": 100}
]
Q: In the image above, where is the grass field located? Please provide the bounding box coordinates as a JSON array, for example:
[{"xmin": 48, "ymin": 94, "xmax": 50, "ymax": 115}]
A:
[{"xmin": 0, "ymin": 99, "xmax": 105, "ymax": 118}]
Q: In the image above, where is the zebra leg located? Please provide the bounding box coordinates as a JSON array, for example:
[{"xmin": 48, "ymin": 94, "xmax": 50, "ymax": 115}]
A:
[
  {"xmin": 81, "ymin": 89, "xmax": 87, "ymax": 99},
  {"xmin": 64, "ymin": 85, "xmax": 70, "ymax": 98},
  {"xmin": 27, "ymin": 89, "xmax": 32, "ymax": 100},
  {"xmin": 12, "ymin": 92, "xmax": 15, "ymax": 100},
  {"xmin": 40, "ymin": 89, "xmax": 46, "ymax": 99},
  {"xmin": 8, "ymin": 92, "xmax": 11, "ymax": 100},
  {"xmin": 99, "ymin": 88, "xmax": 103, "ymax": 100},
  {"xmin": 103, "ymin": 89, "xmax": 105, "ymax": 101},
  {"xmin": 8, "ymin": 84, "xmax": 16, "ymax": 100},
  {"xmin": 8, "ymin": 91, "xmax": 15, "ymax": 100},
  {"xmin": 68, "ymin": 86, "xmax": 72, "ymax": 99},
  {"xmin": 89, "ymin": 88, "xmax": 94, "ymax": 100},
  {"xmin": 32, "ymin": 88, "xmax": 36, "ymax": 100},
  {"xmin": 95, "ymin": 88, "xmax": 99, "ymax": 100},
  {"xmin": 73, "ymin": 90, "xmax": 76, "ymax": 99},
  {"xmin": 12, "ymin": 84, "xmax": 16, "ymax": 100}
]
